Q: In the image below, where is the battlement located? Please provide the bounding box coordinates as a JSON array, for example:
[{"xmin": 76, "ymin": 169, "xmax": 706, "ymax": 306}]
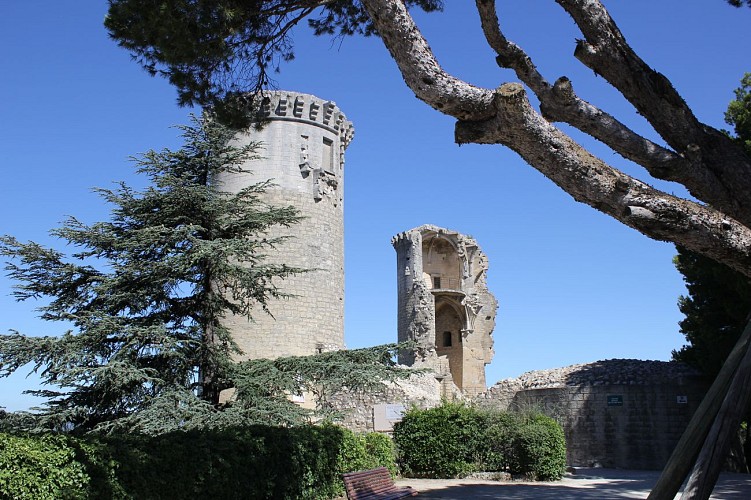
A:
[{"xmin": 258, "ymin": 91, "xmax": 355, "ymax": 147}]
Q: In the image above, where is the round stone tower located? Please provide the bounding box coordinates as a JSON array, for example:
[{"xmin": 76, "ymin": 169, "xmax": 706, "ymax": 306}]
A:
[{"xmin": 218, "ymin": 91, "xmax": 354, "ymax": 360}]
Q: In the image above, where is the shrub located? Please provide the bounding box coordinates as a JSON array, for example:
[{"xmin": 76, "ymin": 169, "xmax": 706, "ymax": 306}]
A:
[
  {"xmin": 394, "ymin": 403, "xmax": 567, "ymax": 480},
  {"xmin": 364, "ymin": 431, "xmax": 397, "ymax": 476},
  {"xmin": 0, "ymin": 433, "xmax": 89, "ymax": 500},
  {"xmin": 481, "ymin": 410, "xmax": 519, "ymax": 471},
  {"xmin": 393, "ymin": 402, "xmax": 487, "ymax": 478},
  {"xmin": 103, "ymin": 425, "xmax": 346, "ymax": 499},
  {"xmin": 0, "ymin": 424, "xmax": 395, "ymax": 499},
  {"xmin": 336, "ymin": 428, "xmax": 397, "ymax": 485},
  {"xmin": 507, "ymin": 413, "xmax": 567, "ymax": 481},
  {"xmin": 103, "ymin": 424, "xmax": 395, "ymax": 499},
  {"xmin": 337, "ymin": 427, "xmax": 373, "ymax": 476}
]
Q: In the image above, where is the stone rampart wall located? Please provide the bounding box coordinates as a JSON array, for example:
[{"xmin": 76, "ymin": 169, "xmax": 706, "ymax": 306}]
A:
[
  {"xmin": 332, "ymin": 359, "xmax": 709, "ymax": 471},
  {"xmin": 478, "ymin": 359, "xmax": 708, "ymax": 470}
]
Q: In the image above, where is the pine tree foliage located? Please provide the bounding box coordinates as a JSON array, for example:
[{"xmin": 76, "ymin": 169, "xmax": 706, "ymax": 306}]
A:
[
  {"xmin": 672, "ymin": 245, "xmax": 751, "ymax": 379},
  {"xmin": 233, "ymin": 343, "xmax": 415, "ymax": 419},
  {"xmin": 1, "ymin": 116, "xmax": 417, "ymax": 434},
  {"xmin": 0, "ymin": 115, "xmax": 305, "ymax": 431},
  {"xmin": 104, "ymin": 0, "xmax": 442, "ymax": 121},
  {"xmin": 725, "ymin": 73, "xmax": 751, "ymax": 156}
]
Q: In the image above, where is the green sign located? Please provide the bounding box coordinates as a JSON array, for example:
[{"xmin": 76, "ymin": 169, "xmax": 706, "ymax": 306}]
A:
[{"xmin": 607, "ymin": 395, "xmax": 624, "ymax": 406}]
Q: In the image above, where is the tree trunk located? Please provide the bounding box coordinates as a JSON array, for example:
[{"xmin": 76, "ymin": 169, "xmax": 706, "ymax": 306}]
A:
[
  {"xmin": 648, "ymin": 318, "xmax": 751, "ymax": 499},
  {"xmin": 680, "ymin": 318, "xmax": 751, "ymax": 499}
]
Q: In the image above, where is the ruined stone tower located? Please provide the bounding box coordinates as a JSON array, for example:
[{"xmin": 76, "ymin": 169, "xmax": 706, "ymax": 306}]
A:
[
  {"xmin": 393, "ymin": 225, "xmax": 497, "ymax": 397},
  {"xmin": 218, "ymin": 91, "xmax": 354, "ymax": 360}
]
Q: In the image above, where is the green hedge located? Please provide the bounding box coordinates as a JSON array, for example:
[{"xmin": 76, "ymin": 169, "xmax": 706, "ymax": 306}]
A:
[
  {"xmin": 364, "ymin": 431, "xmax": 397, "ymax": 476},
  {"xmin": 393, "ymin": 402, "xmax": 566, "ymax": 480},
  {"xmin": 104, "ymin": 425, "xmax": 343, "ymax": 499},
  {"xmin": 337, "ymin": 428, "xmax": 397, "ymax": 478},
  {"xmin": 0, "ymin": 425, "xmax": 396, "ymax": 499},
  {"xmin": 0, "ymin": 433, "xmax": 122, "ymax": 500}
]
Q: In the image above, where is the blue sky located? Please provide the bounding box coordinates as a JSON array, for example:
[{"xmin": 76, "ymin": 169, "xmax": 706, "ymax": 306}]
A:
[{"xmin": 1, "ymin": 2, "xmax": 749, "ymax": 411}]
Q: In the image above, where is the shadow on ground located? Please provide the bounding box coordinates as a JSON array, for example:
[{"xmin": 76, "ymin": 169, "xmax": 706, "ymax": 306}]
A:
[{"xmin": 395, "ymin": 468, "xmax": 751, "ymax": 499}]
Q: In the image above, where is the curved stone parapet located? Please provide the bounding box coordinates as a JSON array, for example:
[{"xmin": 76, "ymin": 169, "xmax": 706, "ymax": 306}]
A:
[{"xmin": 259, "ymin": 91, "xmax": 355, "ymax": 147}]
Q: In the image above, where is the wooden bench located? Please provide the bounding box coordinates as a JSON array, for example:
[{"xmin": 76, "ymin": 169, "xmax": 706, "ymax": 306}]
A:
[{"xmin": 342, "ymin": 467, "xmax": 418, "ymax": 500}]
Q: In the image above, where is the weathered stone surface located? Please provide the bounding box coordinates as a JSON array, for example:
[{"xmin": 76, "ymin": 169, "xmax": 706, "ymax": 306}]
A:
[
  {"xmin": 484, "ymin": 358, "xmax": 702, "ymax": 393},
  {"xmin": 330, "ymin": 372, "xmax": 443, "ymax": 433},
  {"xmin": 477, "ymin": 359, "xmax": 708, "ymax": 470},
  {"xmin": 217, "ymin": 91, "xmax": 354, "ymax": 360},
  {"xmin": 392, "ymin": 225, "xmax": 498, "ymax": 397}
]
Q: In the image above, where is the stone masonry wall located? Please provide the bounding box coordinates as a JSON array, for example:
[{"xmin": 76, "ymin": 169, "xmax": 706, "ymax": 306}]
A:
[
  {"xmin": 218, "ymin": 92, "xmax": 354, "ymax": 360},
  {"xmin": 330, "ymin": 358, "xmax": 709, "ymax": 471},
  {"xmin": 330, "ymin": 372, "xmax": 442, "ymax": 433},
  {"xmin": 478, "ymin": 359, "xmax": 708, "ymax": 470}
]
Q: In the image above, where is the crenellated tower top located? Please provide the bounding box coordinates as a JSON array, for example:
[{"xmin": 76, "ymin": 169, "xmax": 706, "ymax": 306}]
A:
[{"xmin": 257, "ymin": 91, "xmax": 355, "ymax": 147}]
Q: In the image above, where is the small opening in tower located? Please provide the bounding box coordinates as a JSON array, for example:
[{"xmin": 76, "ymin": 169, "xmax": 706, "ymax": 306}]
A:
[
  {"xmin": 322, "ymin": 137, "xmax": 334, "ymax": 174},
  {"xmin": 442, "ymin": 331, "xmax": 452, "ymax": 347}
]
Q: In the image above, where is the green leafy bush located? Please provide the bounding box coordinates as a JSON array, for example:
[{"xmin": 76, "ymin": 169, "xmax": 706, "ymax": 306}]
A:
[
  {"xmin": 481, "ymin": 410, "xmax": 519, "ymax": 471},
  {"xmin": 0, "ymin": 433, "xmax": 89, "ymax": 500},
  {"xmin": 507, "ymin": 414, "xmax": 567, "ymax": 480},
  {"xmin": 103, "ymin": 425, "xmax": 345, "ymax": 499},
  {"xmin": 393, "ymin": 403, "xmax": 567, "ymax": 480},
  {"xmin": 335, "ymin": 427, "xmax": 397, "ymax": 495},
  {"xmin": 337, "ymin": 426, "xmax": 372, "ymax": 476},
  {"xmin": 364, "ymin": 431, "xmax": 397, "ymax": 476},
  {"xmin": 107, "ymin": 424, "xmax": 397, "ymax": 498},
  {"xmin": 393, "ymin": 402, "xmax": 488, "ymax": 478}
]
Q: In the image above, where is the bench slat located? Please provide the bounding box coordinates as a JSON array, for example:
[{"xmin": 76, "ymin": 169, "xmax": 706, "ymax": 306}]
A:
[
  {"xmin": 342, "ymin": 467, "xmax": 418, "ymax": 500},
  {"xmin": 346, "ymin": 478, "xmax": 392, "ymax": 488},
  {"xmin": 352, "ymin": 489, "xmax": 417, "ymax": 500},
  {"xmin": 347, "ymin": 483, "xmax": 393, "ymax": 494},
  {"xmin": 343, "ymin": 467, "xmax": 391, "ymax": 480}
]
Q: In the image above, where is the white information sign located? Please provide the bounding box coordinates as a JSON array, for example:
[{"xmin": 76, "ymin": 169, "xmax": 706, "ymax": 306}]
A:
[
  {"xmin": 373, "ymin": 403, "xmax": 407, "ymax": 432},
  {"xmin": 385, "ymin": 404, "xmax": 406, "ymax": 420}
]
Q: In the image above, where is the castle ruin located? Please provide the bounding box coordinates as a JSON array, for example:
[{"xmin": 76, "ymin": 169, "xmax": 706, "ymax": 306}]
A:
[
  {"xmin": 213, "ymin": 90, "xmax": 706, "ymax": 473},
  {"xmin": 392, "ymin": 225, "xmax": 498, "ymax": 397}
]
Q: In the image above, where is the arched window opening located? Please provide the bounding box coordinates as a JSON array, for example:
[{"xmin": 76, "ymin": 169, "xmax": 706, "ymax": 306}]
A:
[
  {"xmin": 422, "ymin": 235, "xmax": 462, "ymax": 290},
  {"xmin": 435, "ymin": 299, "xmax": 465, "ymax": 390}
]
